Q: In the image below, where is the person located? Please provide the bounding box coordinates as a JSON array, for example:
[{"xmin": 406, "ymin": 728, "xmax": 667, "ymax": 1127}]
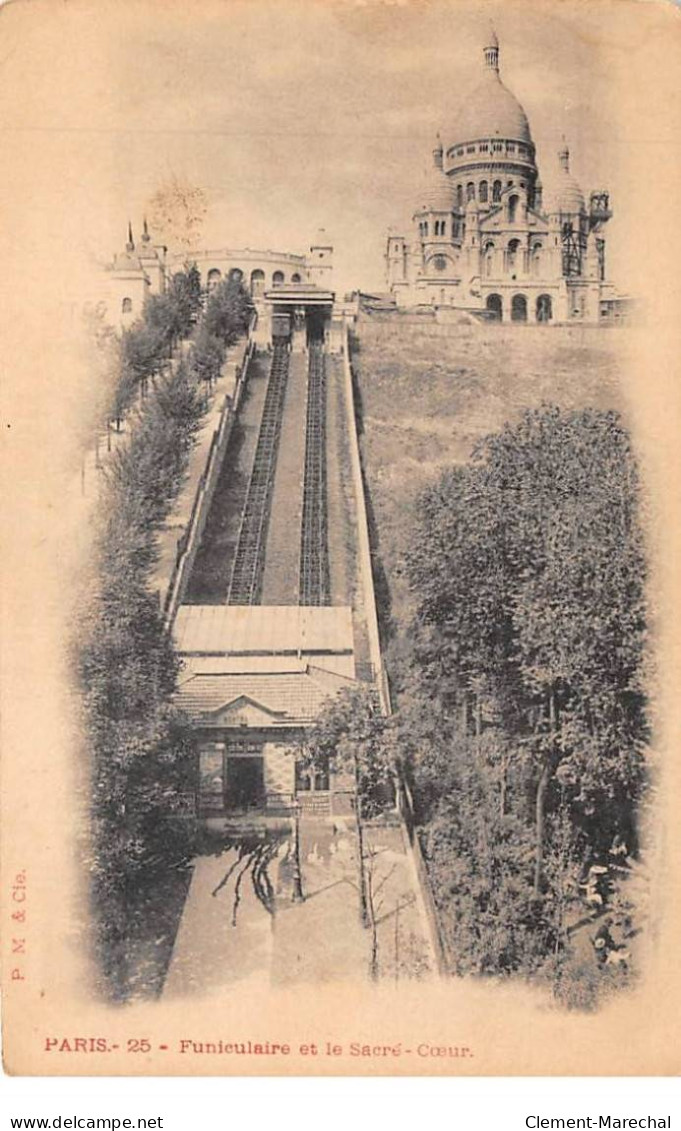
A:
[
  {"xmin": 581, "ymin": 863, "xmax": 610, "ymax": 908},
  {"xmin": 592, "ymin": 919, "xmax": 616, "ymax": 966}
]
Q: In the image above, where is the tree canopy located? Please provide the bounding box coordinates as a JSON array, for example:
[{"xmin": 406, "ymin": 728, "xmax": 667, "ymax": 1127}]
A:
[{"xmin": 399, "ymin": 405, "xmax": 649, "ymax": 982}]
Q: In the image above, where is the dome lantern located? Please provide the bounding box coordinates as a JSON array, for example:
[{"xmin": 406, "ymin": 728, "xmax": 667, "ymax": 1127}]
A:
[
  {"xmin": 484, "ymin": 25, "xmax": 499, "ymax": 72},
  {"xmin": 433, "ymin": 133, "xmax": 444, "ymax": 171}
]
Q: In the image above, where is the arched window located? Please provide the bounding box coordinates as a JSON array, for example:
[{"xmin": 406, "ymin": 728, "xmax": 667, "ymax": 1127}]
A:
[
  {"xmin": 506, "ymin": 238, "xmax": 521, "ymax": 273},
  {"xmin": 250, "ymin": 268, "xmax": 265, "ymax": 297},
  {"xmin": 486, "ymin": 294, "xmax": 503, "ymax": 321},
  {"xmin": 291, "ymin": 273, "xmax": 302, "ymax": 283},
  {"xmin": 536, "ymin": 294, "xmax": 553, "ymax": 322},
  {"xmin": 207, "ymin": 268, "xmax": 222, "ymax": 292},
  {"xmin": 511, "ymin": 293, "xmax": 528, "ymax": 322},
  {"xmin": 508, "ymin": 194, "xmax": 519, "ymax": 224},
  {"xmin": 492, "ymin": 180, "xmax": 502, "ymax": 203},
  {"xmin": 531, "ymin": 243, "xmax": 542, "ymax": 277},
  {"xmin": 423, "ymin": 221, "xmax": 429, "ymax": 237},
  {"xmin": 121, "ymin": 297, "xmax": 132, "ymax": 313},
  {"xmin": 456, "ymin": 184, "xmax": 463, "ymax": 207},
  {"xmin": 483, "ymin": 242, "xmax": 495, "ymax": 277},
  {"xmin": 272, "ymin": 270, "xmax": 285, "ymax": 287},
  {"xmin": 466, "ymin": 182, "xmax": 475, "ymax": 202},
  {"xmin": 479, "ymin": 180, "xmax": 488, "ymax": 203},
  {"xmin": 228, "ymin": 268, "xmax": 243, "ymax": 284}
]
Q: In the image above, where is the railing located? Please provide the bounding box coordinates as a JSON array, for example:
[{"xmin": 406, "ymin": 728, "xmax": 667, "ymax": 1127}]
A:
[
  {"xmin": 163, "ymin": 338, "xmax": 254, "ymax": 627},
  {"xmin": 299, "ymin": 342, "xmax": 331, "ymax": 606},
  {"xmin": 227, "ymin": 341, "xmax": 290, "ymax": 605}
]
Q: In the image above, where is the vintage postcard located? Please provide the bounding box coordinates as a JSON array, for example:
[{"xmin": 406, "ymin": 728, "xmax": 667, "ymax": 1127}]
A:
[{"xmin": 1, "ymin": 0, "xmax": 680, "ymax": 1077}]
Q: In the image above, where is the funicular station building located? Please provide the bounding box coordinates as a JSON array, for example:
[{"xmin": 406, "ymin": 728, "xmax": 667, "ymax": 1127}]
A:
[{"xmin": 146, "ymin": 243, "xmax": 384, "ymax": 824}]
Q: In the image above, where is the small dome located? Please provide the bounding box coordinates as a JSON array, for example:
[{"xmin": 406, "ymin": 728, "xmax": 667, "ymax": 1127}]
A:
[
  {"xmin": 414, "ymin": 161, "xmax": 455, "ymax": 214},
  {"xmin": 545, "ymin": 144, "xmax": 585, "ymax": 213}
]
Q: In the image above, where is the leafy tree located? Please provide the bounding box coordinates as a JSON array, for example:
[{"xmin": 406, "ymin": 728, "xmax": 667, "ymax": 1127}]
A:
[
  {"xmin": 402, "ymin": 406, "xmax": 648, "ymax": 979},
  {"xmin": 304, "ymin": 686, "xmax": 393, "ymax": 927},
  {"xmin": 168, "ymin": 264, "xmax": 203, "ymax": 337},
  {"xmin": 190, "ymin": 327, "xmax": 225, "ymax": 389},
  {"xmin": 78, "ymin": 343, "xmax": 207, "ymax": 999},
  {"xmin": 203, "ymin": 275, "xmax": 251, "ymax": 346}
]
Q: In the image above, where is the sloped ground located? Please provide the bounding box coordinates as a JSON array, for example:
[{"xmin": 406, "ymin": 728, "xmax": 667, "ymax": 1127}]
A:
[
  {"xmin": 351, "ymin": 318, "xmax": 631, "ymax": 628},
  {"xmin": 161, "ymin": 820, "xmax": 433, "ymax": 997}
]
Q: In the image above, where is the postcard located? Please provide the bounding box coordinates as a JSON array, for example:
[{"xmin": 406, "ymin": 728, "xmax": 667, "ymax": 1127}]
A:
[{"xmin": 1, "ymin": 0, "xmax": 680, "ymax": 1076}]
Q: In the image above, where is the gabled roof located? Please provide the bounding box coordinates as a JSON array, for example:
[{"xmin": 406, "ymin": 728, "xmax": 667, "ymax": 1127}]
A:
[
  {"xmin": 175, "ymin": 665, "xmax": 357, "ymax": 726},
  {"xmin": 478, "ymin": 204, "xmax": 549, "ymax": 234}
]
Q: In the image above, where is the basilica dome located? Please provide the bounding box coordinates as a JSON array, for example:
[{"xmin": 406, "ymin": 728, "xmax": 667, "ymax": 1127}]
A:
[{"xmin": 450, "ymin": 33, "xmax": 532, "ymax": 146}]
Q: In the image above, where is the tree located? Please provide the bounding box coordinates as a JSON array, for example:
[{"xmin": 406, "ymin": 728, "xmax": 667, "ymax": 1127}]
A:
[
  {"xmin": 403, "ymin": 406, "xmax": 648, "ymax": 977},
  {"xmin": 203, "ymin": 275, "xmax": 251, "ymax": 346},
  {"xmin": 168, "ymin": 264, "xmax": 203, "ymax": 337},
  {"xmin": 147, "ymin": 176, "xmax": 207, "ymax": 255},
  {"xmin": 190, "ymin": 327, "xmax": 225, "ymax": 389},
  {"xmin": 77, "ymin": 339, "xmax": 207, "ymax": 999},
  {"xmin": 304, "ymin": 687, "xmax": 393, "ymax": 927}
]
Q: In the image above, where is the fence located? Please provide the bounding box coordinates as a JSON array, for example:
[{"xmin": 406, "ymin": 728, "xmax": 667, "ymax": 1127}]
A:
[{"xmin": 164, "ymin": 338, "xmax": 256, "ymax": 627}]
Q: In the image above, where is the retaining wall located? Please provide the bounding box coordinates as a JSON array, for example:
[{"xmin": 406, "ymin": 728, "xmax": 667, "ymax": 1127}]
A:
[{"xmin": 339, "ymin": 324, "xmax": 391, "ymax": 714}]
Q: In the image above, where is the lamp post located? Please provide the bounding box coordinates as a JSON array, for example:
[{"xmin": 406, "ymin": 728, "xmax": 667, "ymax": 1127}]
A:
[{"xmin": 291, "ymin": 798, "xmax": 304, "ymax": 903}]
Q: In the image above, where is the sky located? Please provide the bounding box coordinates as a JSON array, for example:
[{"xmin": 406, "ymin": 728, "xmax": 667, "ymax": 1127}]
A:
[{"xmin": 0, "ymin": 0, "xmax": 679, "ymax": 296}]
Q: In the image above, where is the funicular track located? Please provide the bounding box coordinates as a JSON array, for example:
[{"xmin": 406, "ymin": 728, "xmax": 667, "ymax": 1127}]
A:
[
  {"xmin": 299, "ymin": 342, "xmax": 330, "ymax": 606},
  {"xmin": 227, "ymin": 343, "xmax": 290, "ymax": 605}
]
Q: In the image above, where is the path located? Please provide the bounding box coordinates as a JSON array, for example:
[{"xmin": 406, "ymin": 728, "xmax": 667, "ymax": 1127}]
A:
[{"xmin": 162, "ymin": 819, "xmax": 434, "ymax": 995}]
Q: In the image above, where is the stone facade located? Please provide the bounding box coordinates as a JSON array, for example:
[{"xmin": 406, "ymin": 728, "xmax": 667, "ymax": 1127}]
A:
[
  {"xmin": 386, "ymin": 32, "xmax": 617, "ymax": 324},
  {"xmin": 102, "ymin": 223, "xmax": 334, "ymax": 329}
]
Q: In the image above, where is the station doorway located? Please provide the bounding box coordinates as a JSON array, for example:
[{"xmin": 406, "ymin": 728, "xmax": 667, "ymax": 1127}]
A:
[{"xmin": 226, "ymin": 757, "xmax": 265, "ymax": 810}]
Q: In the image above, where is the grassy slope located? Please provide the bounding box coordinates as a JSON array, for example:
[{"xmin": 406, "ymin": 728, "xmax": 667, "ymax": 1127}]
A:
[{"xmin": 352, "ymin": 318, "xmax": 632, "ymax": 630}]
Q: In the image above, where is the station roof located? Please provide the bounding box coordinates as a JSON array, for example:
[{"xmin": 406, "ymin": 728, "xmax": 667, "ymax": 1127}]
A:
[
  {"xmin": 264, "ymin": 283, "xmax": 335, "ymax": 304},
  {"xmin": 175, "ymin": 665, "xmax": 355, "ymax": 725},
  {"xmin": 173, "ymin": 605, "xmax": 354, "ymax": 657}
]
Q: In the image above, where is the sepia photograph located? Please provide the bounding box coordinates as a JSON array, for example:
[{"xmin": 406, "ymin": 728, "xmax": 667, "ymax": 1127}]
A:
[{"xmin": 1, "ymin": 0, "xmax": 680, "ymax": 1078}]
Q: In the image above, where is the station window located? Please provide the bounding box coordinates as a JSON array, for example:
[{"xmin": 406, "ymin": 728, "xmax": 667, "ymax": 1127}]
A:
[
  {"xmin": 479, "ymin": 180, "xmax": 489, "ymax": 203},
  {"xmin": 121, "ymin": 297, "xmax": 132, "ymax": 313}
]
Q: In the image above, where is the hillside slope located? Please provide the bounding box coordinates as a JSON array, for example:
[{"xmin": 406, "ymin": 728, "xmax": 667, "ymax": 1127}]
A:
[{"xmin": 351, "ymin": 318, "xmax": 633, "ymax": 630}]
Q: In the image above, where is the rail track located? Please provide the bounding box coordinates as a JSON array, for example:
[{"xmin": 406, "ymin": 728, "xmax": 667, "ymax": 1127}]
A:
[
  {"xmin": 299, "ymin": 342, "xmax": 330, "ymax": 606},
  {"xmin": 227, "ymin": 342, "xmax": 290, "ymax": 605}
]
